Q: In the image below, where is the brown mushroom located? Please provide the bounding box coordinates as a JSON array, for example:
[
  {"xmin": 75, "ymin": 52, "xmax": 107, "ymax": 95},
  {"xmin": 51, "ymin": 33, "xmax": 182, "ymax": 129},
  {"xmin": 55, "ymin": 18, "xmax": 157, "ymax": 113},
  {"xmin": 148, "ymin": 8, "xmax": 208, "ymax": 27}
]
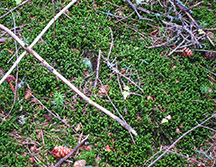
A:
[{"xmin": 5, "ymin": 75, "xmax": 16, "ymax": 92}]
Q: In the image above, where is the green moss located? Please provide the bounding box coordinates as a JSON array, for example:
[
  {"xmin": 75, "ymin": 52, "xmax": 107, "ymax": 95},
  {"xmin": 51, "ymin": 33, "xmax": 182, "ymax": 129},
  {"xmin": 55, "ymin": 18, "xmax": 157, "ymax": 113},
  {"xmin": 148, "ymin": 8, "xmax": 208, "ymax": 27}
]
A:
[{"xmin": 0, "ymin": 0, "xmax": 215, "ymax": 166}]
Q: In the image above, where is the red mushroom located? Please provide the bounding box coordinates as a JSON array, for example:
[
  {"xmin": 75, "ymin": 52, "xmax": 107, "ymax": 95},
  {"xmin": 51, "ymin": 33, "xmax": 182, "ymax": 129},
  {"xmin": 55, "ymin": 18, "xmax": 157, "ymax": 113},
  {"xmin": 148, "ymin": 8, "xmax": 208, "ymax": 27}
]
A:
[{"xmin": 5, "ymin": 75, "xmax": 16, "ymax": 92}]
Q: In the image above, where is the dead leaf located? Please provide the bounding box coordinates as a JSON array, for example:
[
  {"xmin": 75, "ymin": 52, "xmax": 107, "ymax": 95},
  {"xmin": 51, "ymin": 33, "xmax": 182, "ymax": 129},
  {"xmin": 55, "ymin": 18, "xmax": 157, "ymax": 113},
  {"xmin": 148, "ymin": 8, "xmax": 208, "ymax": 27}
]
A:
[
  {"xmin": 147, "ymin": 95, "xmax": 153, "ymax": 101},
  {"xmin": 75, "ymin": 122, "xmax": 83, "ymax": 132},
  {"xmin": 8, "ymin": 49, "xmax": 14, "ymax": 54},
  {"xmin": 105, "ymin": 145, "xmax": 112, "ymax": 152},
  {"xmin": 86, "ymin": 145, "xmax": 92, "ymax": 150},
  {"xmin": 137, "ymin": 115, "xmax": 142, "ymax": 120},
  {"xmin": 24, "ymin": 89, "xmax": 32, "ymax": 100},
  {"xmin": 120, "ymin": 68, "xmax": 126, "ymax": 73},
  {"xmin": 37, "ymin": 131, "xmax": 42, "ymax": 138},
  {"xmin": 29, "ymin": 98, "xmax": 37, "ymax": 103},
  {"xmin": 149, "ymin": 29, "xmax": 158, "ymax": 36},
  {"xmin": 29, "ymin": 157, "xmax": 34, "ymax": 164},
  {"xmin": 98, "ymin": 85, "xmax": 109, "ymax": 96},
  {"xmin": 73, "ymin": 160, "xmax": 86, "ymax": 167},
  {"xmin": 165, "ymin": 115, "xmax": 171, "ymax": 120},
  {"xmin": 175, "ymin": 128, "xmax": 182, "ymax": 133},
  {"xmin": 179, "ymin": 124, "xmax": 184, "ymax": 128},
  {"xmin": 30, "ymin": 146, "xmax": 39, "ymax": 153}
]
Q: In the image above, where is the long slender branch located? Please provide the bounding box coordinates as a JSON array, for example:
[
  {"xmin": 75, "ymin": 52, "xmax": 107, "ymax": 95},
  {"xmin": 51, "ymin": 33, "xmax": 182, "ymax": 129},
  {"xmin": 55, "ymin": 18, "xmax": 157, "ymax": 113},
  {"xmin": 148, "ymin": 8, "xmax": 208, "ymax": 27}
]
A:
[
  {"xmin": 147, "ymin": 114, "xmax": 216, "ymax": 167},
  {"xmin": 0, "ymin": 0, "xmax": 77, "ymax": 85},
  {"xmin": 93, "ymin": 50, "xmax": 102, "ymax": 89},
  {"xmin": 0, "ymin": 24, "xmax": 138, "ymax": 136},
  {"xmin": 4, "ymin": 11, "xmax": 19, "ymax": 119}
]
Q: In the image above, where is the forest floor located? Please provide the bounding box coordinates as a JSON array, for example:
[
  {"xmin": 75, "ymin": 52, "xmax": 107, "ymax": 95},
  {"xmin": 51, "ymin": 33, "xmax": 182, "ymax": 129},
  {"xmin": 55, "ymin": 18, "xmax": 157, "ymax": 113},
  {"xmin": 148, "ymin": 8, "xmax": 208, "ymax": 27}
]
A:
[{"xmin": 0, "ymin": 0, "xmax": 216, "ymax": 166}]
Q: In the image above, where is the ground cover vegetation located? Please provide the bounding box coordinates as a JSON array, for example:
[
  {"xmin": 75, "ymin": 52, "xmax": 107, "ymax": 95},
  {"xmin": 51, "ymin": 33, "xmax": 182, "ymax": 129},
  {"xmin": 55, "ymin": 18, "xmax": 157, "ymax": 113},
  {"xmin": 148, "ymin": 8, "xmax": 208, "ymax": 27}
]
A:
[{"xmin": 0, "ymin": 0, "xmax": 215, "ymax": 166}]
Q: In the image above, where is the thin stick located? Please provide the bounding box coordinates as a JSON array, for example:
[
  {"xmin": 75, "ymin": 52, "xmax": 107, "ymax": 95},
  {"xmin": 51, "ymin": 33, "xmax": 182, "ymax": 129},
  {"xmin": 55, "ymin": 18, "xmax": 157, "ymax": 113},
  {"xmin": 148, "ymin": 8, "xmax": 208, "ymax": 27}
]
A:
[
  {"xmin": 147, "ymin": 114, "xmax": 216, "ymax": 167},
  {"xmin": 200, "ymin": 65, "xmax": 216, "ymax": 77},
  {"xmin": 192, "ymin": 49, "xmax": 216, "ymax": 53},
  {"xmin": 3, "ymin": 11, "xmax": 19, "ymax": 119},
  {"xmin": 168, "ymin": 39, "xmax": 185, "ymax": 56},
  {"xmin": 54, "ymin": 134, "xmax": 89, "ymax": 167},
  {"xmin": 186, "ymin": 1, "xmax": 204, "ymax": 11},
  {"xmin": 125, "ymin": 0, "xmax": 153, "ymax": 21},
  {"xmin": 26, "ymin": 83, "xmax": 78, "ymax": 134},
  {"xmin": 0, "ymin": 24, "xmax": 137, "ymax": 136},
  {"xmin": 93, "ymin": 50, "xmax": 102, "ymax": 89},
  {"xmin": 199, "ymin": 125, "xmax": 216, "ymax": 133},
  {"xmin": 98, "ymin": 79, "xmax": 126, "ymax": 122},
  {"xmin": 174, "ymin": 1, "xmax": 215, "ymax": 46},
  {"xmin": 107, "ymin": 27, "xmax": 114, "ymax": 60},
  {"xmin": 98, "ymin": 79, "xmax": 136, "ymax": 144},
  {"xmin": 0, "ymin": 0, "xmax": 29, "ymax": 19},
  {"xmin": 26, "ymin": 145, "xmax": 46, "ymax": 167},
  {"xmin": 40, "ymin": 129, "xmax": 45, "ymax": 146},
  {"xmin": 31, "ymin": 93, "xmax": 77, "ymax": 133},
  {"xmin": 0, "ymin": 0, "xmax": 77, "ymax": 85}
]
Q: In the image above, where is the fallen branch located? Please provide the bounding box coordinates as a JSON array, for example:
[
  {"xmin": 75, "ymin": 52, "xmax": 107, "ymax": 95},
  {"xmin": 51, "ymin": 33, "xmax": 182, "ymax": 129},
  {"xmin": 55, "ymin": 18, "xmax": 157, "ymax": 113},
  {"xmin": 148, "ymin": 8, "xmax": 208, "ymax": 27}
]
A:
[
  {"xmin": 174, "ymin": 1, "xmax": 215, "ymax": 46},
  {"xmin": 0, "ymin": 24, "xmax": 138, "ymax": 136},
  {"xmin": 124, "ymin": 0, "xmax": 153, "ymax": 21},
  {"xmin": 147, "ymin": 113, "xmax": 216, "ymax": 167},
  {"xmin": 54, "ymin": 134, "xmax": 89, "ymax": 167},
  {"xmin": 93, "ymin": 50, "xmax": 102, "ymax": 89},
  {"xmin": 0, "ymin": 0, "xmax": 77, "ymax": 85},
  {"xmin": 0, "ymin": 0, "xmax": 29, "ymax": 19}
]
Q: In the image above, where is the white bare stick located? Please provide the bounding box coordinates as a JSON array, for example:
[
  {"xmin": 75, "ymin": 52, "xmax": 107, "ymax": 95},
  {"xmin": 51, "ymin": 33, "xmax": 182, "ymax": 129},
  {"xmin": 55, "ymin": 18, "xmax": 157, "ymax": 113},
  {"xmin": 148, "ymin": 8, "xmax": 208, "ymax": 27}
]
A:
[
  {"xmin": 0, "ymin": 0, "xmax": 29, "ymax": 19},
  {"xmin": 147, "ymin": 113, "xmax": 216, "ymax": 167},
  {"xmin": 0, "ymin": 0, "xmax": 77, "ymax": 85},
  {"xmin": 93, "ymin": 50, "xmax": 102, "ymax": 89},
  {"xmin": 0, "ymin": 24, "xmax": 138, "ymax": 136}
]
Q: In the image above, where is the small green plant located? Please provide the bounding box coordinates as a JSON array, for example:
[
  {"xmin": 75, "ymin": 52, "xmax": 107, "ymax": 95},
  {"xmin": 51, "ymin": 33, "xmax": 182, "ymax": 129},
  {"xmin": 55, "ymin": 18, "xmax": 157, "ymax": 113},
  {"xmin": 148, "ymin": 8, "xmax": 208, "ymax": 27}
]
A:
[
  {"xmin": 52, "ymin": 91, "xmax": 65, "ymax": 110},
  {"xmin": 200, "ymin": 85, "xmax": 209, "ymax": 94},
  {"xmin": 76, "ymin": 150, "xmax": 97, "ymax": 165}
]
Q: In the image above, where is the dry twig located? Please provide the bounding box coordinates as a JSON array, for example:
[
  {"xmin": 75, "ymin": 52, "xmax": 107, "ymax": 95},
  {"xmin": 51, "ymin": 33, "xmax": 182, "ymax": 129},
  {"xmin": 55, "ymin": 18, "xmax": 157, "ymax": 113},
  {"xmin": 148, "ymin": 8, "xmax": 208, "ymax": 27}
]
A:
[
  {"xmin": 147, "ymin": 113, "xmax": 216, "ymax": 167},
  {"xmin": 54, "ymin": 134, "xmax": 89, "ymax": 167},
  {"xmin": 0, "ymin": 0, "xmax": 29, "ymax": 19},
  {"xmin": 93, "ymin": 50, "xmax": 102, "ymax": 89},
  {"xmin": 0, "ymin": 24, "xmax": 137, "ymax": 136},
  {"xmin": 0, "ymin": 0, "xmax": 77, "ymax": 85}
]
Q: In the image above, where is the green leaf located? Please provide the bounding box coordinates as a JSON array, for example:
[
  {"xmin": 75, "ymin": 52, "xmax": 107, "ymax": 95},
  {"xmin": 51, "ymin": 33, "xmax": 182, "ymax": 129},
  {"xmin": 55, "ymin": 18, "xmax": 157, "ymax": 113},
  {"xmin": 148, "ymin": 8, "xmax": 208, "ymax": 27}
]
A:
[
  {"xmin": 198, "ymin": 29, "xmax": 205, "ymax": 35},
  {"xmin": 15, "ymin": 0, "xmax": 22, "ymax": 5},
  {"xmin": 124, "ymin": 85, "xmax": 130, "ymax": 91},
  {"xmin": 161, "ymin": 118, "xmax": 169, "ymax": 124},
  {"xmin": 122, "ymin": 91, "xmax": 130, "ymax": 100}
]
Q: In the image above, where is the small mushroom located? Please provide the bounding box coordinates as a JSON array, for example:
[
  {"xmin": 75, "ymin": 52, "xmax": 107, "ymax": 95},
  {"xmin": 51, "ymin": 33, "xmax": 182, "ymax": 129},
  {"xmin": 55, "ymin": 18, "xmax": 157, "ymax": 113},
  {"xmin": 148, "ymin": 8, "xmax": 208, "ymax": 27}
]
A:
[{"xmin": 5, "ymin": 75, "xmax": 16, "ymax": 92}]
